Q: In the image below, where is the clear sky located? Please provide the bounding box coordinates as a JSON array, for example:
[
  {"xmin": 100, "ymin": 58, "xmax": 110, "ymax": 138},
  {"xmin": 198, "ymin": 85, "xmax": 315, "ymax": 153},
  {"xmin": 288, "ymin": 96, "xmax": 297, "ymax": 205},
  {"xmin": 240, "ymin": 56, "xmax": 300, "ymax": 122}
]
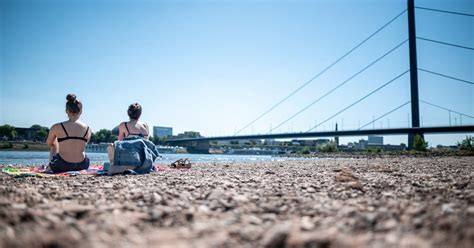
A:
[{"xmin": 1, "ymin": 0, "xmax": 473, "ymax": 146}]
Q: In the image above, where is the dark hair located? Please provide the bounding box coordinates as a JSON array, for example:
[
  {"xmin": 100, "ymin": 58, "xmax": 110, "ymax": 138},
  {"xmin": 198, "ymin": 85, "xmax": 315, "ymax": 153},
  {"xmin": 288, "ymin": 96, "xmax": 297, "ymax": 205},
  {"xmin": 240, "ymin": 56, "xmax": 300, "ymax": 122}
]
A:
[
  {"xmin": 66, "ymin": 94, "xmax": 82, "ymax": 114},
  {"xmin": 128, "ymin": 103, "xmax": 142, "ymax": 120}
]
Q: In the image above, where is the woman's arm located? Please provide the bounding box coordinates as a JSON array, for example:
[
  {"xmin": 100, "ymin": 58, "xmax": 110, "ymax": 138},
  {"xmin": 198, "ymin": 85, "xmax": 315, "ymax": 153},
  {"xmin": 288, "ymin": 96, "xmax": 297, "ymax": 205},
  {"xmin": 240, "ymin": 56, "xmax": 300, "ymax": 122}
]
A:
[
  {"xmin": 118, "ymin": 123, "xmax": 125, "ymax": 141},
  {"xmin": 86, "ymin": 127, "xmax": 92, "ymax": 143},
  {"xmin": 46, "ymin": 124, "xmax": 58, "ymax": 159},
  {"xmin": 143, "ymin": 123, "xmax": 150, "ymax": 140}
]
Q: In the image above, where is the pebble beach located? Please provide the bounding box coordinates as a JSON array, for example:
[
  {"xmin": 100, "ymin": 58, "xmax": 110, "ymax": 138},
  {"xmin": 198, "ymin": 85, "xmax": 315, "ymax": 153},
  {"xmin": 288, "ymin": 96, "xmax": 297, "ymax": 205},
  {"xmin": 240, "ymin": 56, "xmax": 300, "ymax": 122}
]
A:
[{"xmin": 0, "ymin": 156, "xmax": 473, "ymax": 248}]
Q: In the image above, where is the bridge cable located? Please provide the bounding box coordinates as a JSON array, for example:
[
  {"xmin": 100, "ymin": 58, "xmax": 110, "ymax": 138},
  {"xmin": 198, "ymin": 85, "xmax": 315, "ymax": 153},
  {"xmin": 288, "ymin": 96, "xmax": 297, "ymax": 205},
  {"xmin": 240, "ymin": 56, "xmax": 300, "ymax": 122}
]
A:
[
  {"xmin": 417, "ymin": 37, "xmax": 474, "ymax": 51},
  {"xmin": 358, "ymin": 100, "xmax": 411, "ymax": 130},
  {"xmin": 418, "ymin": 68, "xmax": 474, "ymax": 85},
  {"xmin": 234, "ymin": 9, "xmax": 408, "ymax": 135},
  {"xmin": 420, "ymin": 100, "xmax": 474, "ymax": 119},
  {"xmin": 415, "ymin": 6, "xmax": 474, "ymax": 17},
  {"xmin": 307, "ymin": 69, "xmax": 410, "ymax": 132},
  {"xmin": 269, "ymin": 39, "xmax": 409, "ymax": 133}
]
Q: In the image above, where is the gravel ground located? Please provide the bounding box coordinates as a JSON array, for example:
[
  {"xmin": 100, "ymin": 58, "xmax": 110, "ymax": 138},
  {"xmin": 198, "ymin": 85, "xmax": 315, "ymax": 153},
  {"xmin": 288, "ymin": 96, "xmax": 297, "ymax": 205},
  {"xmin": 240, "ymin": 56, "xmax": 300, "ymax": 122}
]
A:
[{"xmin": 0, "ymin": 156, "xmax": 473, "ymax": 248}]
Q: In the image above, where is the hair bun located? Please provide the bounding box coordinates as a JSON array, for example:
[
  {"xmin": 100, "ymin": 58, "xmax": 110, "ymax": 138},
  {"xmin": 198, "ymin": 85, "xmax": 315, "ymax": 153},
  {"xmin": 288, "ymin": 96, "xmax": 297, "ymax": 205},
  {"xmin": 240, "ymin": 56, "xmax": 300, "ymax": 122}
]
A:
[{"xmin": 66, "ymin": 94, "xmax": 77, "ymax": 102}]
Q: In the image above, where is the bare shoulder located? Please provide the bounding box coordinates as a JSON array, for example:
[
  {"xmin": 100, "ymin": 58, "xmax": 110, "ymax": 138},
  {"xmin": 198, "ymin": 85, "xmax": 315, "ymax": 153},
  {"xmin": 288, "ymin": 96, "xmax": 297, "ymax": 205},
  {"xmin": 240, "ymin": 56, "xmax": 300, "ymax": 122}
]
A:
[
  {"xmin": 49, "ymin": 123, "xmax": 61, "ymax": 131},
  {"xmin": 48, "ymin": 123, "xmax": 62, "ymax": 136},
  {"xmin": 76, "ymin": 120, "xmax": 89, "ymax": 128},
  {"xmin": 140, "ymin": 122, "xmax": 149, "ymax": 131}
]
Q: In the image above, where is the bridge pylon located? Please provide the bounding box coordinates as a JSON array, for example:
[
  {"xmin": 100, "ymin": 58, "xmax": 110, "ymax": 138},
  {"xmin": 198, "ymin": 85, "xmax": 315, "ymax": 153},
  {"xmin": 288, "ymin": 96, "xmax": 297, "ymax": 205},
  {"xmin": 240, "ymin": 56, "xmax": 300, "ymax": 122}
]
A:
[{"xmin": 407, "ymin": 0, "xmax": 422, "ymax": 149}]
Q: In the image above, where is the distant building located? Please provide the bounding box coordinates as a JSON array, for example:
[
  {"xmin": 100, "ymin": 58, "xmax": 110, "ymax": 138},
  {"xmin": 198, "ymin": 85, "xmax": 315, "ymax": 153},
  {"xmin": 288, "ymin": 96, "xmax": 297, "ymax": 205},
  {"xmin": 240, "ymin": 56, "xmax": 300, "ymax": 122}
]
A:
[
  {"xmin": 153, "ymin": 126, "xmax": 173, "ymax": 138},
  {"xmin": 173, "ymin": 131, "xmax": 202, "ymax": 139},
  {"xmin": 368, "ymin": 135, "xmax": 383, "ymax": 145}
]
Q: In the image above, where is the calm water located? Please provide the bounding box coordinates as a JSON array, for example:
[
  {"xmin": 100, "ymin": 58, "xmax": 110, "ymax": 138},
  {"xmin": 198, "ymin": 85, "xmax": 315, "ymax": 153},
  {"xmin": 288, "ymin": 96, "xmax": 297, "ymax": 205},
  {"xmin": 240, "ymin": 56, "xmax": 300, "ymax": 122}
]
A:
[{"xmin": 0, "ymin": 151, "xmax": 307, "ymax": 165}]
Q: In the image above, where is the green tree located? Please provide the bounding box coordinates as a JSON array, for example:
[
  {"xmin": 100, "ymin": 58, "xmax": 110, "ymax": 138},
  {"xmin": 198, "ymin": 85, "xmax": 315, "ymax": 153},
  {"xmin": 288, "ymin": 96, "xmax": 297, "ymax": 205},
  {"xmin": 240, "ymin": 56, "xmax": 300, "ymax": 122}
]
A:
[
  {"xmin": 458, "ymin": 136, "xmax": 473, "ymax": 151},
  {"xmin": 317, "ymin": 141, "xmax": 337, "ymax": 153},
  {"xmin": 0, "ymin": 125, "xmax": 17, "ymax": 140},
  {"xmin": 35, "ymin": 128, "xmax": 48, "ymax": 141},
  {"xmin": 413, "ymin": 134, "xmax": 428, "ymax": 152},
  {"xmin": 30, "ymin": 124, "xmax": 43, "ymax": 129},
  {"xmin": 300, "ymin": 146, "xmax": 311, "ymax": 154},
  {"xmin": 90, "ymin": 129, "xmax": 116, "ymax": 143}
]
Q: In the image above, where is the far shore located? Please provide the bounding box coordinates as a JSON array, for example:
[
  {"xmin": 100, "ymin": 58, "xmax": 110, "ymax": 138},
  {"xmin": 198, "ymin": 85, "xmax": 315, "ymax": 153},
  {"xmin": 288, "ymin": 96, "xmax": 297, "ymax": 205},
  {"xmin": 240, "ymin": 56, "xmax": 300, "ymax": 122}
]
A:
[
  {"xmin": 1, "ymin": 141, "xmax": 473, "ymax": 158},
  {"xmin": 0, "ymin": 141, "xmax": 49, "ymax": 151}
]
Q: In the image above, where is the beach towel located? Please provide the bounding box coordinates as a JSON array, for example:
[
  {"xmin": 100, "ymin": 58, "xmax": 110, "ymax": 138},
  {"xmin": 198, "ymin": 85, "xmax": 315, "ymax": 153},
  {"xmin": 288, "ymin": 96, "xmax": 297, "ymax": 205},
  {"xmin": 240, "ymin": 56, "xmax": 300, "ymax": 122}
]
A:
[
  {"xmin": 1, "ymin": 164, "xmax": 188, "ymax": 178},
  {"xmin": 1, "ymin": 164, "xmax": 106, "ymax": 178}
]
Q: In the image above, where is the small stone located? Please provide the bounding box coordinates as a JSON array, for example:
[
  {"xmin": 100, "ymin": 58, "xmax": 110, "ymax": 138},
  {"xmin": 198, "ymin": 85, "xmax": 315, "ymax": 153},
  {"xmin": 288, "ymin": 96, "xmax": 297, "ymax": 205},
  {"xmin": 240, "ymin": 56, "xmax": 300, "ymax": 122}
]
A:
[
  {"xmin": 103, "ymin": 183, "xmax": 113, "ymax": 189},
  {"xmin": 467, "ymin": 206, "xmax": 474, "ymax": 215},
  {"xmin": 239, "ymin": 225, "xmax": 261, "ymax": 241},
  {"xmin": 261, "ymin": 222, "xmax": 292, "ymax": 248},
  {"xmin": 198, "ymin": 205, "xmax": 210, "ymax": 214},
  {"xmin": 206, "ymin": 189, "xmax": 225, "ymax": 200},
  {"xmin": 442, "ymin": 203, "xmax": 455, "ymax": 214},
  {"xmin": 300, "ymin": 216, "xmax": 314, "ymax": 231},
  {"xmin": 12, "ymin": 203, "xmax": 27, "ymax": 209},
  {"xmin": 151, "ymin": 193, "xmax": 163, "ymax": 204},
  {"xmin": 248, "ymin": 215, "xmax": 263, "ymax": 225},
  {"xmin": 306, "ymin": 187, "xmax": 316, "ymax": 193},
  {"xmin": 233, "ymin": 194, "xmax": 249, "ymax": 202}
]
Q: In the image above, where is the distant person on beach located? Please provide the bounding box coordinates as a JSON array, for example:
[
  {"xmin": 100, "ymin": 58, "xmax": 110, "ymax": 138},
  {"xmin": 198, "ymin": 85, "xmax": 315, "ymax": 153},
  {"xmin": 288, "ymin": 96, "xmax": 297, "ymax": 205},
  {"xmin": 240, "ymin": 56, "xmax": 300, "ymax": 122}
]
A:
[
  {"xmin": 105, "ymin": 103, "xmax": 159, "ymax": 175},
  {"xmin": 46, "ymin": 94, "xmax": 91, "ymax": 173}
]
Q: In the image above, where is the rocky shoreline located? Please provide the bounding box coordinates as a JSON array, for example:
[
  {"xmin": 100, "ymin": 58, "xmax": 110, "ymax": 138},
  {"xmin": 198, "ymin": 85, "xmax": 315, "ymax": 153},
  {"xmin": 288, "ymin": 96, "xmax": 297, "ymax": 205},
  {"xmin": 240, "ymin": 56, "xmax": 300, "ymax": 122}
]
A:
[{"xmin": 1, "ymin": 156, "xmax": 473, "ymax": 247}]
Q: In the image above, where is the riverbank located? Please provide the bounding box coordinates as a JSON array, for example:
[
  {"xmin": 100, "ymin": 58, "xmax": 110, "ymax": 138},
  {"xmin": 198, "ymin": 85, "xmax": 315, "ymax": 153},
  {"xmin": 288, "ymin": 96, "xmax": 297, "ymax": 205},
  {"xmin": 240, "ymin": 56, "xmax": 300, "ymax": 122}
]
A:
[
  {"xmin": 1, "ymin": 157, "xmax": 473, "ymax": 247},
  {"xmin": 0, "ymin": 141, "xmax": 49, "ymax": 151}
]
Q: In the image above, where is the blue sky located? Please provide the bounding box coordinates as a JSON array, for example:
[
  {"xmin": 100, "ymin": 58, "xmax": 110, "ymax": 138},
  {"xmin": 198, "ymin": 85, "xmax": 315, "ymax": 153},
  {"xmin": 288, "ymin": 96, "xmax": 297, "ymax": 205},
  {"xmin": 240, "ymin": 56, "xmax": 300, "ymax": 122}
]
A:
[{"xmin": 1, "ymin": 0, "xmax": 472, "ymax": 146}]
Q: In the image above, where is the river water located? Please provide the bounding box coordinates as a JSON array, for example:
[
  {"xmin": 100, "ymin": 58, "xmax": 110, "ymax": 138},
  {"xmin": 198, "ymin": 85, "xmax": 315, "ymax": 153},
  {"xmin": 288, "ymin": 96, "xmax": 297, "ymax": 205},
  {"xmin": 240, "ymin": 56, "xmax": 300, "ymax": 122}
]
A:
[{"xmin": 0, "ymin": 151, "xmax": 309, "ymax": 166}]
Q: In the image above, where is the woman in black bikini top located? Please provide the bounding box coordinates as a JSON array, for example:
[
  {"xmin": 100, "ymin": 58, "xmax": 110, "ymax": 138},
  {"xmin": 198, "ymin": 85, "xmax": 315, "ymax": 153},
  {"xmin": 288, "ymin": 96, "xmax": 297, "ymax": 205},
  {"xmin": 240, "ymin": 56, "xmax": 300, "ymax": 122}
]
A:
[
  {"xmin": 118, "ymin": 103, "xmax": 150, "ymax": 140},
  {"xmin": 46, "ymin": 94, "xmax": 91, "ymax": 173},
  {"xmin": 106, "ymin": 103, "xmax": 150, "ymax": 167}
]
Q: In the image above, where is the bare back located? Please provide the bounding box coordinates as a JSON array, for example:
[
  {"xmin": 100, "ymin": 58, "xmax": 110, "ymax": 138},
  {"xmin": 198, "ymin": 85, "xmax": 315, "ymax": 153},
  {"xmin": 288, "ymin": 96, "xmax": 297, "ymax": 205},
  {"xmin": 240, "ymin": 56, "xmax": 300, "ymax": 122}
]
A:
[
  {"xmin": 118, "ymin": 120, "xmax": 149, "ymax": 140},
  {"xmin": 46, "ymin": 120, "xmax": 91, "ymax": 163}
]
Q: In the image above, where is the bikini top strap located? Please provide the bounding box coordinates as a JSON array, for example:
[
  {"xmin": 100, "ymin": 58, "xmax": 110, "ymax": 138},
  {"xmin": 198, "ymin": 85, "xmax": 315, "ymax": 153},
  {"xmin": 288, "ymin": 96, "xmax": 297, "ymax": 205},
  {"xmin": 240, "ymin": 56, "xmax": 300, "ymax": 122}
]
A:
[
  {"xmin": 124, "ymin": 122, "xmax": 130, "ymax": 134},
  {"xmin": 83, "ymin": 126, "xmax": 89, "ymax": 138},
  {"xmin": 60, "ymin": 123, "xmax": 69, "ymax": 137}
]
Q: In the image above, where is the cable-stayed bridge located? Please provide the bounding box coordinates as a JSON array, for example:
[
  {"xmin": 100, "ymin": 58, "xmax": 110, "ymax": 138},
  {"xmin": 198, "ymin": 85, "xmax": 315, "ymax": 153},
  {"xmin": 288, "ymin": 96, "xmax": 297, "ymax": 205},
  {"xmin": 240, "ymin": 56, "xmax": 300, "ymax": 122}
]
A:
[{"xmin": 168, "ymin": 0, "xmax": 473, "ymax": 151}]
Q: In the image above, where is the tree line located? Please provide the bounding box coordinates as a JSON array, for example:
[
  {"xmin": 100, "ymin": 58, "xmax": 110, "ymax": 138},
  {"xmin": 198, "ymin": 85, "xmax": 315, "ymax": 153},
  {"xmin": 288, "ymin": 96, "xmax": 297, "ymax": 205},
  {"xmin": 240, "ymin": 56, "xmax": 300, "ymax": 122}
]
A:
[
  {"xmin": 0, "ymin": 124, "xmax": 48, "ymax": 141},
  {"xmin": 0, "ymin": 125, "xmax": 166, "ymax": 145}
]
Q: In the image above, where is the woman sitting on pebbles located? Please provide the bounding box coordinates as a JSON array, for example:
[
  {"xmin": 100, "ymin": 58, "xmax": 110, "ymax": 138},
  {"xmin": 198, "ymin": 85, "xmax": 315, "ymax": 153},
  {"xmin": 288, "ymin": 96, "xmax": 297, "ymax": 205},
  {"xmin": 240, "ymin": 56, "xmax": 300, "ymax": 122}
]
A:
[
  {"xmin": 107, "ymin": 103, "xmax": 150, "ymax": 164},
  {"xmin": 118, "ymin": 103, "xmax": 150, "ymax": 141},
  {"xmin": 46, "ymin": 94, "xmax": 91, "ymax": 173},
  {"xmin": 105, "ymin": 103, "xmax": 159, "ymax": 175}
]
